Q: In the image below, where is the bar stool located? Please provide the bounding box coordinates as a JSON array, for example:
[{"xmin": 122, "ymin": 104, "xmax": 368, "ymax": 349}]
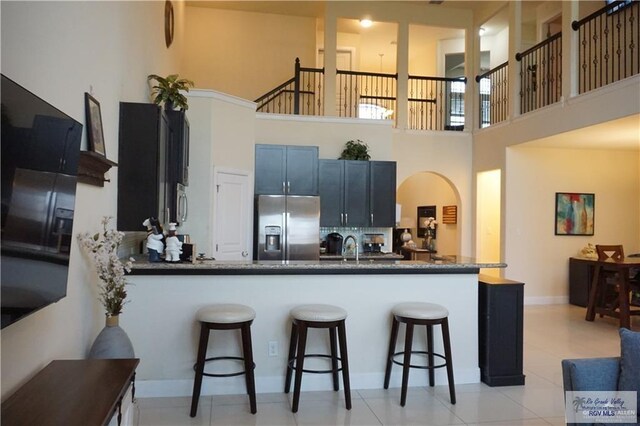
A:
[
  {"xmin": 190, "ymin": 304, "xmax": 257, "ymax": 417},
  {"xmin": 383, "ymin": 302, "xmax": 456, "ymax": 406},
  {"xmin": 284, "ymin": 304, "xmax": 351, "ymax": 413}
]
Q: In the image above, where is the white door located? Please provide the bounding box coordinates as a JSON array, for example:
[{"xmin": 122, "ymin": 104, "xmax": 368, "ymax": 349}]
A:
[{"xmin": 212, "ymin": 168, "xmax": 252, "ymax": 260}]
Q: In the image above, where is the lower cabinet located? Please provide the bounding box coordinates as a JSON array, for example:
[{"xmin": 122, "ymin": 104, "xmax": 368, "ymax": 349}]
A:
[
  {"xmin": 478, "ymin": 274, "xmax": 525, "ymax": 386},
  {"xmin": 569, "ymin": 257, "xmax": 595, "ymax": 307}
]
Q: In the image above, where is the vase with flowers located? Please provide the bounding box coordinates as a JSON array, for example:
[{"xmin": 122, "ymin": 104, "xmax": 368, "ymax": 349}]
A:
[
  {"xmin": 422, "ymin": 217, "xmax": 438, "ymax": 252},
  {"xmin": 78, "ymin": 216, "xmax": 135, "ymax": 359}
]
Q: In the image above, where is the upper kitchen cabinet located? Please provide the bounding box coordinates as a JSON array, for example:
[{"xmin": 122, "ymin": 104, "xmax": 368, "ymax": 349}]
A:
[
  {"xmin": 343, "ymin": 160, "xmax": 370, "ymax": 227},
  {"xmin": 166, "ymin": 110, "xmax": 189, "ymax": 187},
  {"xmin": 318, "ymin": 160, "xmax": 396, "ymax": 228},
  {"xmin": 319, "ymin": 160, "xmax": 344, "ymax": 227},
  {"xmin": 255, "ymin": 144, "xmax": 318, "ymax": 195},
  {"xmin": 369, "ymin": 161, "xmax": 397, "ymax": 227},
  {"xmin": 118, "ymin": 103, "xmax": 170, "ymax": 231}
]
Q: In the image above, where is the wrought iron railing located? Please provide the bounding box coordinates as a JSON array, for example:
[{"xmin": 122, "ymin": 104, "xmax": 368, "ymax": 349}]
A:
[
  {"xmin": 475, "ymin": 62, "xmax": 509, "ymax": 128},
  {"xmin": 516, "ymin": 33, "xmax": 562, "ymax": 114},
  {"xmin": 255, "ymin": 58, "xmax": 324, "ymax": 115},
  {"xmin": 572, "ymin": 0, "xmax": 639, "ymax": 94},
  {"xmin": 408, "ymin": 75, "xmax": 467, "ymax": 130},
  {"xmin": 336, "ymin": 69, "xmax": 398, "ymax": 123},
  {"xmin": 257, "ymin": 59, "xmax": 466, "ymax": 130}
]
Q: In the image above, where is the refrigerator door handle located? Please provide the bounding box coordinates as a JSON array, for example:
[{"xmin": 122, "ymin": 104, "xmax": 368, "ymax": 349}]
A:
[
  {"xmin": 282, "ymin": 211, "xmax": 288, "ymax": 260},
  {"xmin": 345, "ymin": 213, "xmax": 348, "ymax": 225}
]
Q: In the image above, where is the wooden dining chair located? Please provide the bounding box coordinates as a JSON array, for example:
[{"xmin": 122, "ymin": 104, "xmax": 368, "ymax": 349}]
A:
[{"xmin": 595, "ymin": 245, "xmax": 625, "ymax": 314}]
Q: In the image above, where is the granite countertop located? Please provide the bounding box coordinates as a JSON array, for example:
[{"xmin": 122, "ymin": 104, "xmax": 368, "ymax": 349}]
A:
[
  {"xmin": 319, "ymin": 252, "xmax": 404, "ymax": 261},
  {"xmin": 128, "ymin": 255, "xmax": 506, "ymax": 276}
]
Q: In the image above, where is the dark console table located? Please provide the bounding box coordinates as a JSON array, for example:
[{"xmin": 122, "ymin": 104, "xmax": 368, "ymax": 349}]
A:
[
  {"xmin": 569, "ymin": 257, "xmax": 596, "ymax": 307},
  {"xmin": 1, "ymin": 358, "xmax": 139, "ymax": 426},
  {"xmin": 478, "ymin": 274, "xmax": 525, "ymax": 386}
]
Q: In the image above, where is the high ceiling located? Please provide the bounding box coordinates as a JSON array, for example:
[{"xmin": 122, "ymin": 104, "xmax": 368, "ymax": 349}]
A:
[{"xmin": 185, "ymin": 1, "xmax": 639, "ymax": 151}]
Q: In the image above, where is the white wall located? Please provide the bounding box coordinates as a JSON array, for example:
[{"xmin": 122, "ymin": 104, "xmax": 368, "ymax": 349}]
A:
[
  {"xmin": 394, "ymin": 130, "xmax": 473, "ymax": 257},
  {"xmin": 506, "ymin": 146, "xmax": 640, "ymax": 304},
  {"xmin": 1, "ymin": 1, "xmax": 183, "ymax": 400},
  {"xmin": 180, "ymin": 90, "xmax": 257, "ymax": 254}
]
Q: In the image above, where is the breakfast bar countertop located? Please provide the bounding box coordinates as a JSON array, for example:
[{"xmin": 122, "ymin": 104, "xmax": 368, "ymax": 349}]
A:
[{"xmin": 128, "ymin": 255, "xmax": 506, "ymax": 275}]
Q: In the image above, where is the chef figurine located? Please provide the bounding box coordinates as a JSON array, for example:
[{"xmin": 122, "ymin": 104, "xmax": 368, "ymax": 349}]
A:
[
  {"xmin": 143, "ymin": 217, "xmax": 164, "ymax": 262},
  {"xmin": 165, "ymin": 222, "xmax": 183, "ymax": 262}
]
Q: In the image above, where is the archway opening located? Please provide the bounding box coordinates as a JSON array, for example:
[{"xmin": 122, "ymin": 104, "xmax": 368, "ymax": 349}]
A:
[{"xmin": 396, "ymin": 171, "xmax": 460, "ymax": 256}]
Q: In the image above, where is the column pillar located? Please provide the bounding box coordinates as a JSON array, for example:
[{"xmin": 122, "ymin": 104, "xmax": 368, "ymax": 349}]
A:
[
  {"xmin": 323, "ymin": 8, "xmax": 338, "ymax": 117},
  {"xmin": 562, "ymin": 0, "xmax": 580, "ymax": 100},
  {"xmin": 508, "ymin": 0, "xmax": 522, "ymax": 119},
  {"xmin": 396, "ymin": 22, "xmax": 409, "ymax": 130}
]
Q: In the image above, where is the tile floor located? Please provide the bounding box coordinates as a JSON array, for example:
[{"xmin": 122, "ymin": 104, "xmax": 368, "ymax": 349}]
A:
[{"xmin": 133, "ymin": 304, "xmax": 638, "ymax": 426}]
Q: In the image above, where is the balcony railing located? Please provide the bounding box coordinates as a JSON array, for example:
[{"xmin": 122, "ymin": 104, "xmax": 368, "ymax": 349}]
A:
[
  {"xmin": 475, "ymin": 62, "xmax": 509, "ymax": 128},
  {"xmin": 516, "ymin": 33, "xmax": 562, "ymax": 114},
  {"xmin": 256, "ymin": 58, "xmax": 465, "ymax": 131},
  {"xmin": 572, "ymin": 0, "xmax": 639, "ymax": 94},
  {"xmin": 255, "ymin": 58, "xmax": 324, "ymax": 115},
  {"xmin": 336, "ymin": 69, "xmax": 398, "ymax": 123},
  {"xmin": 408, "ymin": 75, "xmax": 467, "ymax": 131}
]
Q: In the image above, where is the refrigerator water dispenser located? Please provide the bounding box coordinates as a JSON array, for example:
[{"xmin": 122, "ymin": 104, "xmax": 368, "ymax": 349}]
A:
[{"xmin": 264, "ymin": 226, "xmax": 281, "ymax": 251}]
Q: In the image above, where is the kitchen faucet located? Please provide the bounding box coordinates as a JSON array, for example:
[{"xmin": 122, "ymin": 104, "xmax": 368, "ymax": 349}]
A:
[{"xmin": 343, "ymin": 234, "xmax": 359, "ymax": 262}]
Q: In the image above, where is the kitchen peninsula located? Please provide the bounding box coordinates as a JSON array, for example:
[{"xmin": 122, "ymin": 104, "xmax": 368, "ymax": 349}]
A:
[{"xmin": 123, "ymin": 257, "xmax": 505, "ymax": 398}]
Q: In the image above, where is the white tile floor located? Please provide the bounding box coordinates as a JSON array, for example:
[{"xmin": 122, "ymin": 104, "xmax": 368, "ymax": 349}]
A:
[{"xmin": 133, "ymin": 304, "xmax": 638, "ymax": 426}]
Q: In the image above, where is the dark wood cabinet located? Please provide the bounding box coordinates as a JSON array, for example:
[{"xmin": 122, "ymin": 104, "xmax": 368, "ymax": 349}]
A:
[
  {"xmin": 318, "ymin": 160, "xmax": 396, "ymax": 227},
  {"xmin": 254, "ymin": 144, "xmax": 318, "ymax": 195},
  {"xmin": 569, "ymin": 257, "xmax": 595, "ymax": 307},
  {"xmin": 1, "ymin": 359, "xmax": 139, "ymax": 426},
  {"xmin": 343, "ymin": 160, "xmax": 369, "ymax": 226},
  {"xmin": 166, "ymin": 110, "xmax": 189, "ymax": 187},
  {"xmin": 319, "ymin": 160, "xmax": 344, "ymax": 227},
  {"xmin": 369, "ymin": 161, "xmax": 397, "ymax": 227},
  {"xmin": 118, "ymin": 103, "xmax": 170, "ymax": 231},
  {"xmin": 478, "ymin": 274, "xmax": 525, "ymax": 386}
]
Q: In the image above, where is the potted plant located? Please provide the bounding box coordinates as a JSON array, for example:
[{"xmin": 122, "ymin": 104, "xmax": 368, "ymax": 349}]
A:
[
  {"xmin": 339, "ymin": 139, "xmax": 370, "ymax": 160},
  {"xmin": 78, "ymin": 216, "xmax": 135, "ymax": 358},
  {"xmin": 147, "ymin": 73, "xmax": 195, "ymax": 110}
]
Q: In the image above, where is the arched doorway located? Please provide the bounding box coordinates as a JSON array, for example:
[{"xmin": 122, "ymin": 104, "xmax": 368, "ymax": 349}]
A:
[{"xmin": 397, "ymin": 171, "xmax": 461, "ymax": 256}]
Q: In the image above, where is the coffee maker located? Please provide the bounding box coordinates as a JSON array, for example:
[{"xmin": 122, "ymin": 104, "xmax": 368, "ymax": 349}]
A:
[{"xmin": 326, "ymin": 232, "xmax": 343, "ymax": 254}]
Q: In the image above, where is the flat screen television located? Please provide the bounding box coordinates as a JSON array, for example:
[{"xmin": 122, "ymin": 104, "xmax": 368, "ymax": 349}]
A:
[{"xmin": 1, "ymin": 74, "xmax": 82, "ymax": 329}]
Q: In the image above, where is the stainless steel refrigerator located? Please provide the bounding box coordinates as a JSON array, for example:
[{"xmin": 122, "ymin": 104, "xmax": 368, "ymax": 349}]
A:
[{"xmin": 254, "ymin": 195, "xmax": 320, "ymax": 261}]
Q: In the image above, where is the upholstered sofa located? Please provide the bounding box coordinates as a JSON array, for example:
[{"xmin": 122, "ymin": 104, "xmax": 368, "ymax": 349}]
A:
[{"xmin": 561, "ymin": 328, "xmax": 639, "ymax": 426}]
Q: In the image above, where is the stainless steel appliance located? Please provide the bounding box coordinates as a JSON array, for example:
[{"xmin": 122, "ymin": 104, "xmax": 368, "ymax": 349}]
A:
[
  {"xmin": 363, "ymin": 234, "xmax": 385, "ymax": 253},
  {"xmin": 254, "ymin": 195, "xmax": 320, "ymax": 261},
  {"xmin": 176, "ymin": 183, "xmax": 188, "ymax": 224}
]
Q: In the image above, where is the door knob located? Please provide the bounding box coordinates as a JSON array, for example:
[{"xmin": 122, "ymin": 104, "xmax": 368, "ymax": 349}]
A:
[{"xmin": 242, "ymin": 251, "xmax": 249, "ymax": 257}]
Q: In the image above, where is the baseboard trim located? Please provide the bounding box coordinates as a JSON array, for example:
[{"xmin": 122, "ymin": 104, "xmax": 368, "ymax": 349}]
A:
[
  {"xmin": 135, "ymin": 368, "xmax": 480, "ymax": 398},
  {"xmin": 524, "ymin": 296, "xmax": 569, "ymax": 305}
]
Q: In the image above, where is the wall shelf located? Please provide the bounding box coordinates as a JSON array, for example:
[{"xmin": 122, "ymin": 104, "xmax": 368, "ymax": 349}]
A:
[{"xmin": 78, "ymin": 150, "xmax": 117, "ymax": 187}]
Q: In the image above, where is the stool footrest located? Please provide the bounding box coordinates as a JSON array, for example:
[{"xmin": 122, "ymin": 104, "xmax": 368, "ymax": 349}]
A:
[
  {"xmin": 391, "ymin": 351, "xmax": 448, "ymax": 370},
  {"xmin": 288, "ymin": 353, "xmax": 343, "ymax": 374},
  {"xmin": 193, "ymin": 356, "xmax": 256, "ymax": 378}
]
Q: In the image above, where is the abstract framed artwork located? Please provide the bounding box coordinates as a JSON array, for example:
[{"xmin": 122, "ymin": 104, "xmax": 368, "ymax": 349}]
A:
[{"xmin": 555, "ymin": 192, "xmax": 595, "ymax": 236}]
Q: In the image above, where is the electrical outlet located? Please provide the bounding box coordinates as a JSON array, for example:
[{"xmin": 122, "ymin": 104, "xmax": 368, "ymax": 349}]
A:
[{"xmin": 268, "ymin": 341, "xmax": 278, "ymax": 357}]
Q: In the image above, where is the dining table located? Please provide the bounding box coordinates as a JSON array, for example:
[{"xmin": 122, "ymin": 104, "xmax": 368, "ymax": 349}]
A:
[{"xmin": 585, "ymin": 256, "xmax": 640, "ymax": 329}]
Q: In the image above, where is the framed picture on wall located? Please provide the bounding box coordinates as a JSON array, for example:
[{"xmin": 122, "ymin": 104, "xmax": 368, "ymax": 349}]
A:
[
  {"xmin": 84, "ymin": 92, "xmax": 107, "ymax": 157},
  {"xmin": 555, "ymin": 192, "xmax": 595, "ymax": 236}
]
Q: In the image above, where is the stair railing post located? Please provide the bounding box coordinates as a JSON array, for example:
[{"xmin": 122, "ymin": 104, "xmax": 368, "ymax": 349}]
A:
[{"xmin": 294, "ymin": 58, "xmax": 301, "ymax": 114}]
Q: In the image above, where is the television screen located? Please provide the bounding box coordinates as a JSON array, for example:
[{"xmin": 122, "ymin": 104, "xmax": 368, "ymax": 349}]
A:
[{"xmin": 1, "ymin": 74, "xmax": 82, "ymax": 329}]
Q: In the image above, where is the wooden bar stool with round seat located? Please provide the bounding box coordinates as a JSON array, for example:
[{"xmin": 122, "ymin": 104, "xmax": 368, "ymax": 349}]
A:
[
  {"xmin": 383, "ymin": 302, "xmax": 456, "ymax": 406},
  {"xmin": 284, "ymin": 304, "xmax": 352, "ymax": 413},
  {"xmin": 190, "ymin": 304, "xmax": 257, "ymax": 417}
]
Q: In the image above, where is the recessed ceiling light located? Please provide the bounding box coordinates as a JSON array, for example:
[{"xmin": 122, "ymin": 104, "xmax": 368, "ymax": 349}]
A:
[
  {"xmin": 479, "ymin": 27, "xmax": 486, "ymax": 36},
  {"xmin": 360, "ymin": 19, "xmax": 373, "ymax": 28}
]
